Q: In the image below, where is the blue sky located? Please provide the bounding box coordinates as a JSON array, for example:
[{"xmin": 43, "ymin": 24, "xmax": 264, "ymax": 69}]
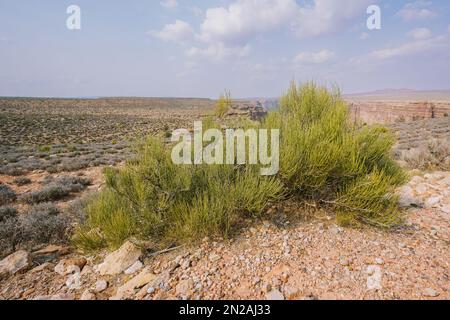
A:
[{"xmin": 0, "ymin": 0, "xmax": 449, "ymax": 98}]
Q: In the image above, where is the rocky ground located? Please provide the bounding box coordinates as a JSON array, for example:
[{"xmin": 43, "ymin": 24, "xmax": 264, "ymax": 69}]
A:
[{"xmin": 1, "ymin": 170, "xmax": 448, "ymax": 300}]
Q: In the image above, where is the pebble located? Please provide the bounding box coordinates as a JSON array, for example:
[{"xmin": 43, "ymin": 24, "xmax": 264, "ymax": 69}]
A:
[
  {"xmin": 423, "ymin": 288, "xmax": 439, "ymax": 297},
  {"xmin": 265, "ymin": 289, "xmax": 284, "ymax": 300},
  {"xmin": 94, "ymin": 280, "xmax": 108, "ymax": 293}
]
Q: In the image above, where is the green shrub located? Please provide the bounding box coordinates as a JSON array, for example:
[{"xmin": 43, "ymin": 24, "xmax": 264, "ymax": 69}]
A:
[
  {"xmin": 213, "ymin": 90, "xmax": 232, "ymax": 118},
  {"xmin": 73, "ymin": 137, "xmax": 283, "ymax": 252},
  {"xmin": 74, "ymin": 82, "xmax": 407, "ymax": 252},
  {"xmin": 262, "ymin": 82, "xmax": 407, "ymax": 227}
]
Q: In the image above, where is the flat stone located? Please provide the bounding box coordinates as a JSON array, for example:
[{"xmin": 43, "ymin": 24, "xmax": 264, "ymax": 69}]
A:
[
  {"xmin": 124, "ymin": 260, "xmax": 143, "ymax": 275},
  {"xmin": 96, "ymin": 241, "xmax": 142, "ymax": 276},
  {"xmin": 32, "ymin": 245, "xmax": 70, "ymax": 263},
  {"xmin": 366, "ymin": 265, "xmax": 382, "ymax": 290},
  {"xmin": 0, "ymin": 250, "xmax": 32, "ymax": 280},
  {"xmin": 423, "ymin": 288, "xmax": 439, "ymax": 297},
  {"xmin": 113, "ymin": 268, "xmax": 156, "ymax": 300},
  {"xmin": 94, "ymin": 280, "xmax": 108, "ymax": 293},
  {"xmin": 266, "ymin": 289, "xmax": 285, "ymax": 300},
  {"xmin": 54, "ymin": 258, "xmax": 87, "ymax": 276}
]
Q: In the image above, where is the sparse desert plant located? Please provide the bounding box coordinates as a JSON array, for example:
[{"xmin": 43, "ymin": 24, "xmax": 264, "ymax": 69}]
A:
[
  {"xmin": 19, "ymin": 176, "xmax": 92, "ymax": 204},
  {"xmin": 0, "ymin": 204, "xmax": 70, "ymax": 258},
  {"xmin": 214, "ymin": 90, "xmax": 232, "ymax": 118},
  {"xmin": 0, "ymin": 183, "xmax": 16, "ymax": 206},
  {"xmin": 0, "ymin": 216, "xmax": 21, "ymax": 257},
  {"xmin": 13, "ymin": 176, "xmax": 32, "ymax": 186},
  {"xmin": 0, "ymin": 206, "xmax": 18, "ymax": 222},
  {"xmin": 20, "ymin": 203, "xmax": 69, "ymax": 246},
  {"xmin": 399, "ymin": 137, "xmax": 450, "ymax": 170}
]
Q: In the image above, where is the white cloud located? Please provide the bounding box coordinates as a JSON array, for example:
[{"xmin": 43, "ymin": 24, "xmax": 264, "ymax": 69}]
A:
[
  {"xmin": 149, "ymin": 20, "xmax": 194, "ymax": 43},
  {"xmin": 293, "ymin": 0, "xmax": 374, "ymax": 38},
  {"xmin": 408, "ymin": 27, "xmax": 432, "ymax": 40},
  {"xmin": 198, "ymin": 0, "xmax": 373, "ymax": 43},
  {"xmin": 397, "ymin": 1, "xmax": 436, "ymax": 21},
  {"xmin": 294, "ymin": 50, "xmax": 336, "ymax": 64},
  {"xmin": 369, "ymin": 36, "xmax": 447, "ymax": 60},
  {"xmin": 199, "ymin": 0, "xmax": 297, "ymax": 45},
  {"xmin": 152, "ymin": 0, "xmax": 378, "ymax": 61},
  {"xmin": 186, "ymin": 43, "xmax": 250, "ymax": 62},
  {"xmin": 160, "ymin": 0, "xmax": 178, "ymax": 9}
]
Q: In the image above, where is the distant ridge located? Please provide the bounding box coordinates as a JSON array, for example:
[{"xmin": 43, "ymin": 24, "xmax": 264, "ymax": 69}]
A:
[{"xmin": 344, "ymin": 89, "xmax": 450, "ymax": 101}]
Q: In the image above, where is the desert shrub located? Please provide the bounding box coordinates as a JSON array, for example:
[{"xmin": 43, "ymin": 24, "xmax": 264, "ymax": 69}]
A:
[
  {"xmin": 0, "ymin": 206, "xmax": 18, "ymax": 222},
  {"xmin": 214, "ymin": 90, "xmax": 232, "ymax": 118},
  {"xmin": 0, "ymin": 183, "xmax": 16, "ymax": 206},
  {"xmin": 0, "ymin": 216, "xmax": 21, "ymax": 257},
  {"xmin": 38, "ymin": 145, "xmax": 51, "ymax": 152},
  {"xmin": 0, "ymin": 203, "xmax": 71, "ymax": 258},
  {"xmin": 13, "ymin": 176, "xmax": 32, "ymax": 186},
  {"xmin": 74, "ymin": 82, "xmax": 407, "ymax": 252},
  {"xmin": 399, "ymin": 137, "xmax": 450, "ymax": 170},
  {"xmin": 262, "ymin": 82, "xmax": 407, "ymax": 227},
  {"xmin": 73, "ymin": 137, "xmax": 283, "ymax": 251},
  {"xmin": 20, "ymin": 176, "xmax": 92, "ymax": 204},
  {"xmin": 20, "ymin": 203, "xmax": 69, "ymax": 246}
]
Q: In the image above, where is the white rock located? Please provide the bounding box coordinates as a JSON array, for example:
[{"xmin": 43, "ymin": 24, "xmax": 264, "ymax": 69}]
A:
[
  {"xmin": 124, "ymin": 260, "xmax": 143, "ymax": 275},
  {"xmin": 423, "ymin": 288, "xmax": 439, "ymax": 297},
  {"xmin": 266, "ymin": 289, "xmax": 285, "ymax": 300},
  {"xmin": 424, "ymin": 196, "xmax": 442, "ymax": 208},
  {"xmin": 113, "ymin": 268, "xmax": 156, "ymax": 300},
  {"xmin": 398, "ymin": 186, "xmax": 422, "ymax": 208},
  {"xmin": 94, "ymin": 280, "xmax": 108, "ymax": 293},
  {"xmin": 366, "ymin": 265, "xmax": 382, "ymax": 290},
  {"xmin": 96, "ymin": 241, "xmax": 142, "ymax": 276},
  {"xmin": 0, "ymin": 250, "xmax": 32, "ymax": 279},
  {"xmin": 375, "ymin": 258, "xmax": 384, "ymax": 265},
  {"xmin": 66, "ymin": 271, "xmax": 82, "ymax": 290}
]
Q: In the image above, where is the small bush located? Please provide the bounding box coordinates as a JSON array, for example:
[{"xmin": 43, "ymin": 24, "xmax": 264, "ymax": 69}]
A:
[
  {"xmin": 13, "ymin": 176, "xmax": 32, "ymax": 186},
  {"xmin": 0, "ymin": 206, "xmax": 18, "ymax": 222},
  {"xmin": 0, "ymin": 204, "xmax": 70, "ymax": 258},
  {"xmin": 20, "ymin": 176, "xmax": 92, "ymax": 204},
  {"xmin": 399, "ymin": 137, "xmax": 450, "ymax": 171},
  {"xmin": 0, "ymin": 183, "xmax": 16, "ymax": 206},
  {"xmin": 0, "ymin": 217, "xmax": 21, "ymax": 257},
  {"xmin": 21, "ymin": 204, "xmax": 69, "ymax": 246},
  {"xmin": 214, "ymin": 90, "xmax": 232, "ymax": 118}
]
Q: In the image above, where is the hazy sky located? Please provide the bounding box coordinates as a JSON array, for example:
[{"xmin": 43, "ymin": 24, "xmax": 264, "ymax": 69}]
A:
[{"xmin": 1, "ymin": 0, "xmax": 449, "ymax": 98}]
